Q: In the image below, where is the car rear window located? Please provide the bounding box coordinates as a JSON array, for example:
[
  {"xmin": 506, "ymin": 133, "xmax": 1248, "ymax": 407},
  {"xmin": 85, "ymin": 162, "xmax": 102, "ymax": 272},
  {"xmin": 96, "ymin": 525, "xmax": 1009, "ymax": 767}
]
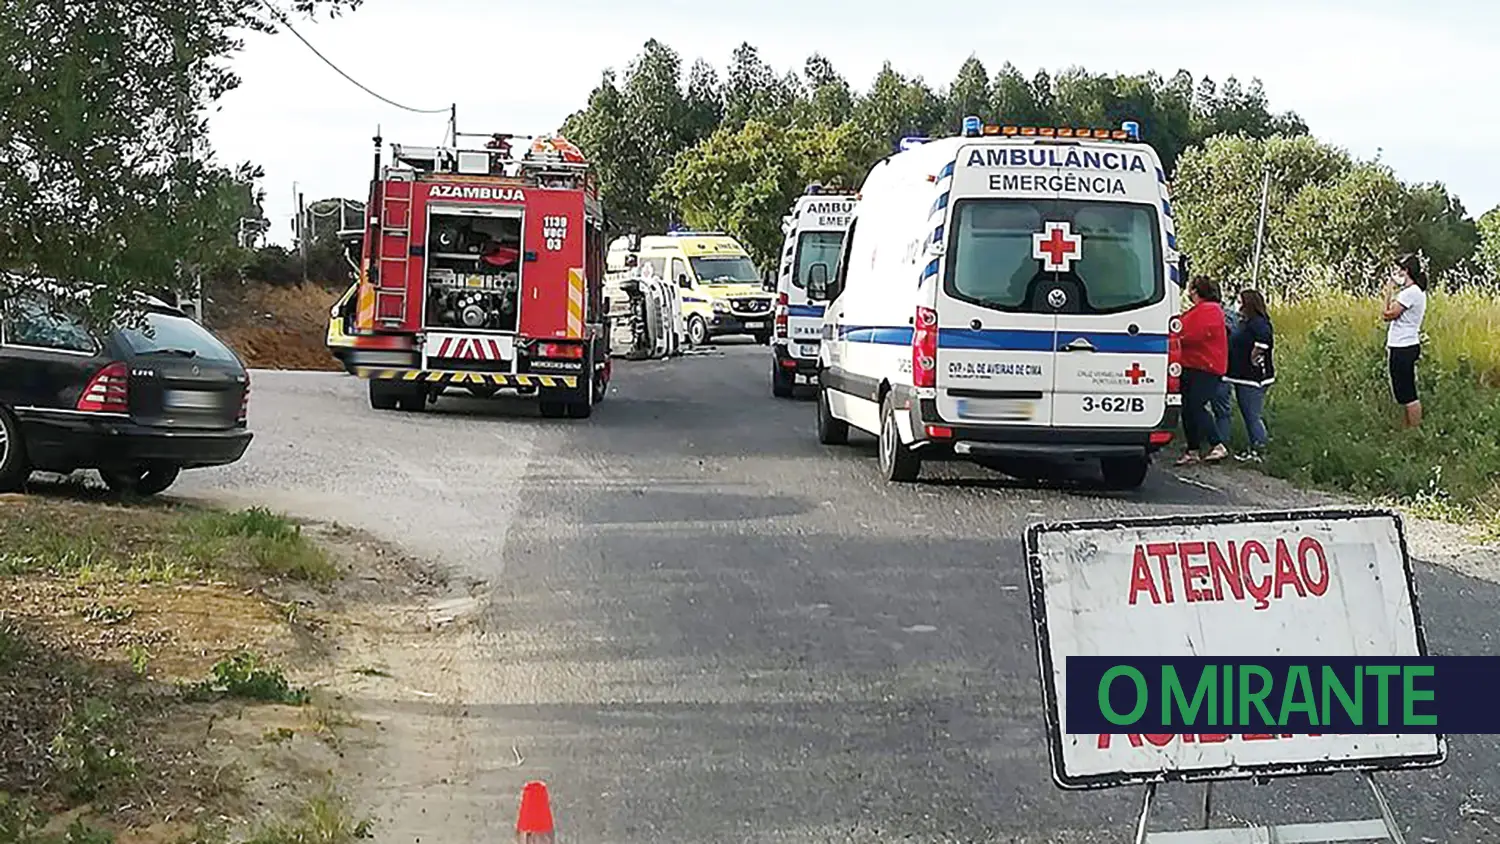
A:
[
  {"xmin": 945, "ymin": 199, "xmax": 1162, "ymax": 314},
  {"xmin": 118, "ymin": 311, "xmax": 241, "ymax": 364},
  {"xmin": 792, "ymin": 231, "xmax": 844, "ymax": 295}
]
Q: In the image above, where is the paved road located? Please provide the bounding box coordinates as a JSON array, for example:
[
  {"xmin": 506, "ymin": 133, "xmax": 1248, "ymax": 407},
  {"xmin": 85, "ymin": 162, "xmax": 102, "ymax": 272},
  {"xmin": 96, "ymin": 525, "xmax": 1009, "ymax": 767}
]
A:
[{"xmin": 180, "ymin": 344, "xmax": 1500, "ymax": 843}]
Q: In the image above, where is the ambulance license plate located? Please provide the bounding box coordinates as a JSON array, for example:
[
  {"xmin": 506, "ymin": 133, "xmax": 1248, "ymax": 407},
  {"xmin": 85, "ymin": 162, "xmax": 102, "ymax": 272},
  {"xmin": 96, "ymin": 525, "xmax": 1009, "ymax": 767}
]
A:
[{"xmin": 955, "ymin": 397, "xmax": 1035, "ymax": 421}]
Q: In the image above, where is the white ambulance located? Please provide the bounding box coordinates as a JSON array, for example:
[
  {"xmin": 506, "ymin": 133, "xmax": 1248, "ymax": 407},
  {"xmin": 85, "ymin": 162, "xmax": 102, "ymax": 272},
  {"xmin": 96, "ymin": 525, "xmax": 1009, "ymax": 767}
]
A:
[
  {"xmin": 813, "ymin": 118, "xmax": 1185, "ymax": 488},
  {"xmin": 770, "ymin": 186, "xmax": 855, "ymax": 397}
]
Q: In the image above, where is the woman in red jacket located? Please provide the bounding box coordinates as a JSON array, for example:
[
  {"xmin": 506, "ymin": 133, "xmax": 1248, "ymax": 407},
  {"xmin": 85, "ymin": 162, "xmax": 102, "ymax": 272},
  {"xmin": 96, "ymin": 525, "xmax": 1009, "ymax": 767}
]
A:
[{"xmin": 1176, "ymin": 277, "xmax": 1230, "ymax": 465}]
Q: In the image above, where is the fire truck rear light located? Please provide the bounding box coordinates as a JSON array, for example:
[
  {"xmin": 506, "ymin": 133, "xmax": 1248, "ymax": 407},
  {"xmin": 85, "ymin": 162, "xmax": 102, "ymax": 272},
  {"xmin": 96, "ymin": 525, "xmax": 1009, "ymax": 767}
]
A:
[
  {"xmin": 1150, "ymin": 430, "xmax": 1174, "ymax": 445},
  {"xmin": 925, "ymin": 425, "xmax": 953, "ymax": 439},
  {"xmin": 538, "ymin": 343, "xmax": 584, "ymax": 359},
  {"xmin": 77, "ymin": 362, "xmax": 130, "ymax": 414}
]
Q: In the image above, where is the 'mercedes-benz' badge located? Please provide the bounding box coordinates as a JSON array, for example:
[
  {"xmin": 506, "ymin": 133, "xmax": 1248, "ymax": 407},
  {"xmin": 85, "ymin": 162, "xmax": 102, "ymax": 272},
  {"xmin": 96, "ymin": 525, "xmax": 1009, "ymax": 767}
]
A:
[{"xmin": 1047, "ymin": 289, "xmax": 1067, "ymax": 309}]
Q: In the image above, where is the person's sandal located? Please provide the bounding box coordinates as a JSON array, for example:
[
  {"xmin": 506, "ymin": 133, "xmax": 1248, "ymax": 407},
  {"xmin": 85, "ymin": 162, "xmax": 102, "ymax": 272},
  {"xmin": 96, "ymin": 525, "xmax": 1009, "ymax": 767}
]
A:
[
  {"xmin": 1204, "ymin": 444, "xmax": 1230, "ymax": 462},
  {"xmin": 1174, "ymin": 452, "xmax": 1201, "ymax": 466}
]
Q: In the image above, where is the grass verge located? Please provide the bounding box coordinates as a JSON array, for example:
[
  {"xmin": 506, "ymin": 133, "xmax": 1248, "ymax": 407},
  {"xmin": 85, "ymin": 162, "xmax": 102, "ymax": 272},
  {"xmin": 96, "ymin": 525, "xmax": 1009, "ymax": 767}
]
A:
[
  {"xmin": 1244, "ymin": 287, "xmax": 1500, "ymax": 534},
  {"xmin": 0, "ymin": 499, "xmax": 337, "ymax": 585},
  {"xmin": 0, "ymin": 495, "xmax": 365, "ymax": 843}
]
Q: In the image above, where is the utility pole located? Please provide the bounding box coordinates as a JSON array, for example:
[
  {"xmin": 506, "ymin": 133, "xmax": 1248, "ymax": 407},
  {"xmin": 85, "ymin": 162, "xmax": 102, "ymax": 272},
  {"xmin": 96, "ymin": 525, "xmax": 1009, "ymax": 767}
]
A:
[
  {"xmin": 298, "ymin": 190, "xmax": 308, "ymax": 285},
  {"xmin": 1250, "ymin": 163, "xmax": 1272, "ymax": 288}
]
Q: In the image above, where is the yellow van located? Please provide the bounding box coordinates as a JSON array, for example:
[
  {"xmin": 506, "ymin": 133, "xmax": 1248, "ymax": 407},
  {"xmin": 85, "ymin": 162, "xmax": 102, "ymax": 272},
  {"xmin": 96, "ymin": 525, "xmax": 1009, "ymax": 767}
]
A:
[
  {"xmin": 326, "ymin": 280, "xmax": 357, "ymax": 367},
  {"xmin": 614, "ymin": 232, "xmax": 773, "ymax": 346}
]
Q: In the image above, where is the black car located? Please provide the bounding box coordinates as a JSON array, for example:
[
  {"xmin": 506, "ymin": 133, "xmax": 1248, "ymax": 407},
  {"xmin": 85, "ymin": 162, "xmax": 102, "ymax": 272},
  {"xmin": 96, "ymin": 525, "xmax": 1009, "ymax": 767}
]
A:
[{"xmin": 0, "ymin": 287, "xmax": 253, "ymax": 495}]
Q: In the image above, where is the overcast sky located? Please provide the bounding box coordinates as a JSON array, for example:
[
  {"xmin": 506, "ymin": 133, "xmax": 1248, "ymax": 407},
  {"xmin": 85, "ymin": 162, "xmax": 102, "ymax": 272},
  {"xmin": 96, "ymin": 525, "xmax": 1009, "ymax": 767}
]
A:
[{"xmin": 209, "ymin": 0, "xmax": 1499, "ymax": 246}]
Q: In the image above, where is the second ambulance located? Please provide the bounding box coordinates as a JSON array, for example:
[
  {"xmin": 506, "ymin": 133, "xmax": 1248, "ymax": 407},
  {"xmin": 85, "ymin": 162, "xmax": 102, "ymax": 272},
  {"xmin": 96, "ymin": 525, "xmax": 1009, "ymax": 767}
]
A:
[
  {"xmin": 814, "ymin": 117, "xmax": 1184, "ymax": 488},
  {"xmin": 770, "ymin": 186, "xmax": 855, "ymax": 397}
]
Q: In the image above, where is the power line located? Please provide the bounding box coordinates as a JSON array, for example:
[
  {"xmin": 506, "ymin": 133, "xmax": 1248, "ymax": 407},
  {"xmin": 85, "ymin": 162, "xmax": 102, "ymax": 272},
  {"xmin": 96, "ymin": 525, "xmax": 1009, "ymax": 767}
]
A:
[{"xmin": 261, "ymin": 1, "xmax": 450, "ymax": 115}]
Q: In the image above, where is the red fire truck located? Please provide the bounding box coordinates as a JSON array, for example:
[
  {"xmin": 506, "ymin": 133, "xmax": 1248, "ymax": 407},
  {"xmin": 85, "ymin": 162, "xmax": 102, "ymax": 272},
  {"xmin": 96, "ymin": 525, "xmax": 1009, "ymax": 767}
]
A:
[{"xmin": 344, "ymin": 132, "xmax": 610, "ymax": 418}]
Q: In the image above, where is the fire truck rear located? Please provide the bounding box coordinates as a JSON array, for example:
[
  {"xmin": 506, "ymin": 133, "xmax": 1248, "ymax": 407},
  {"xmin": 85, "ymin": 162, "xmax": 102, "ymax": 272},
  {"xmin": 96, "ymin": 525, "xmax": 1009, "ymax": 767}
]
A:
[{"xmin": 345, "ymin": 132, "xmax": 609, "ymax": 418}]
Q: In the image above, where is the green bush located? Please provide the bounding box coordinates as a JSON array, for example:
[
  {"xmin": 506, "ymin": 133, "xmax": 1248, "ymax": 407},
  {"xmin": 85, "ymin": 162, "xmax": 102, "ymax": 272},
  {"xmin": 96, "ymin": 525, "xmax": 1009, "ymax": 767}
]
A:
[
  {"xmin": 48, "ymin": 699, "xmax": 137, "ymax": 801},
  {"xmin": 188, "ymin": 651, "xmax": 310, "ymax": 705}
]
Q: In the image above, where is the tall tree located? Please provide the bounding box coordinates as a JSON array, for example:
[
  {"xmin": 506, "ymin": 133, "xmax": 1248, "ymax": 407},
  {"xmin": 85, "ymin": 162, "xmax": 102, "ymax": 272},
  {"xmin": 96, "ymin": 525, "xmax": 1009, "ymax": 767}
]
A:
[
  {"xmin": 990, "ymin": 62, "xmax": 1043, "ymax": 125},
  {"xmin": 722, "ymin": 43, "xmax": 788, "ymax": 129},
  {"xmin": 0, "ymin": 0, "xmax": 359, "ymax": 321},
  {"xmin": 945, "ymin": 56, "xmax": 990, "ymax": 128},
  {"xmin": 1478, "ymin": 207, "xmax": 1500, "ymax": 282},
  {"xmin": 561, "ymin": 71, "xmax": 656, "ymax": 233},
  {"xmin": 855, "ymin": 62, "xmax": 944, "ymax": 150},
  {"xmin": 802, "ymin": 54, "xmax": 854, "ymax": 128},
  {"xmin": 683, "ymin": 59, "xmax": 724, "ymax": 144}
]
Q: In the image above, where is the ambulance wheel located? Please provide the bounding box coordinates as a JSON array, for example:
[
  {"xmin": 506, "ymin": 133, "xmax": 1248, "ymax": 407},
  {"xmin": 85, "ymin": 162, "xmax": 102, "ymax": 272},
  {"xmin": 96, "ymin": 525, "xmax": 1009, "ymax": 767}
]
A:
[
  {"xmin": 815, "ymin": 386, "xmax": 848, "ymax": 445},
  {"xmin": 754, "ymin": 331, "xmax": 772, "ymax": 345},
  {"xmin": 368, "ymin": 380, "xmax": 399, "ymax": 411},
  {"xmin": 1100, "ymin": 455, "xmax": 1150, "ymax": 490},
  {"xmin": 771, "ymin": 363, "xmax": 795, "ymax": 398},
  {"xmin": 878, "ymin": 393, "xmax": 920, "ymax": 483},
  {"xmin": 687, "ymin": 315, "xmax": 708, "ymax": 347}
]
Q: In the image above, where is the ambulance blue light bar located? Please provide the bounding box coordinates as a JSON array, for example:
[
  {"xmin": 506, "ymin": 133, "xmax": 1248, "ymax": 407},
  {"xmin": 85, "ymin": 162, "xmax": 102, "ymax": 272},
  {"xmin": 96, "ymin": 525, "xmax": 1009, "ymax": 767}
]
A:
[
  {"xmin": 898, "ymin": 136, "xmax": 930, "ymax": 151},
  {"xmin": 962, "ymin": 116, "xmax": 983, "ymax": 137},
  {"xmin": 665, "ymin": 230, "xmax": 727, "ymax": 237},
  {"xmin": 977, "ymin": 124, "xmax": 1138, "ymax": 140}
]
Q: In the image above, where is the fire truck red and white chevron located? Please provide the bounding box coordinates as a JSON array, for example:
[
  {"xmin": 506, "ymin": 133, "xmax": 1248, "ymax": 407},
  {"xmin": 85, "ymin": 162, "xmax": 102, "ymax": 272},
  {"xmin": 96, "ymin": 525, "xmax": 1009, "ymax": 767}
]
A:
[{"xmin": 427, "ymin": 332, "xmax": 513, "ymax": 361}]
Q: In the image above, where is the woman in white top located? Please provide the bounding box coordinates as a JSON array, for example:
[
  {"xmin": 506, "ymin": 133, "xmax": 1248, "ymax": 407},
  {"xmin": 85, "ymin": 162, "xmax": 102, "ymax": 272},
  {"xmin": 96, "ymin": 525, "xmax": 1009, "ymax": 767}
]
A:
[{"xmin": 1381, "ymin": 253, "xmax": 1428, "ymax": 428}]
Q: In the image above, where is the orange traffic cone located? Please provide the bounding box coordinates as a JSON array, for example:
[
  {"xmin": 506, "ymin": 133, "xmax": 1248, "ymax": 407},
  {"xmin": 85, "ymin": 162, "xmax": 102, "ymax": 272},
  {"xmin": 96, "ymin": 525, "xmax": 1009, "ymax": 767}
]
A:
[{"xmin": 516, "ymin": 781, "xmax": 555, "ymax": 842}]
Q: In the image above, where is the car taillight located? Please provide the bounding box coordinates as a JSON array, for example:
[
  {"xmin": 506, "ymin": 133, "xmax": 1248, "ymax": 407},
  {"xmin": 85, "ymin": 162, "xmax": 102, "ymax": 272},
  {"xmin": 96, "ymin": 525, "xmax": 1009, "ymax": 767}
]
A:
[
  {"xmin": 774, "ymin": 292, "xmax": 789, "ymax": 339},
  {"xmin": 239, "ymin": 374, "xmax": 251, "ymax": 423},
  {"xmin": 1167, "ymin": 315, "xmax": 1183, "ymax": 395},
  {"xmin": 912, "ymin": 306, "xmax": 938, "ymax": 388},
  {"xmin": 538, "ymin": 343, "xmax": 584, "ymax": 359},
  {"xmin": 77, "ymin": 362, "xmax": 130, "ymax": 413}
]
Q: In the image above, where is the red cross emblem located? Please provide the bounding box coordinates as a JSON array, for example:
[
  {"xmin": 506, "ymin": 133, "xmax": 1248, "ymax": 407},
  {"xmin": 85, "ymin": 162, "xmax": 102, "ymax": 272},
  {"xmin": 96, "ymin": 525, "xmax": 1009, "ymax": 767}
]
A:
[
  {"xmin": 1125, "ymin": 362, "xmax": 1147, "ymax": 384},
  {"xmin": 1033, "ymin": 221, "xmax": 1082, "ymax": 272}
]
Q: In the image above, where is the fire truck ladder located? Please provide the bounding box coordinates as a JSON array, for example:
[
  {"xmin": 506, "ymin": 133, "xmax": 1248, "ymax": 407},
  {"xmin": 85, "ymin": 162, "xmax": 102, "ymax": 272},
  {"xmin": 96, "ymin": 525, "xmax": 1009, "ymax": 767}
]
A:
[{"xmin": 374, "ymin": 171, "xmax": 414, "ymax": 327}]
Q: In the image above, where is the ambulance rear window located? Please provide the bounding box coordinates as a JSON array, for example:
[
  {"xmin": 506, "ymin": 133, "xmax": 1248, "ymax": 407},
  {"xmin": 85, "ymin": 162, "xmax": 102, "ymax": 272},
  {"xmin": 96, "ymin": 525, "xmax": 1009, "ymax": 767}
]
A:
[
  {"xmin": 945, "ymin": 199, "xmax": 1162, "ymax": 314},
  {"xmin": 792, "ymin": 231, "xmax": 844, "ymax": 294}
]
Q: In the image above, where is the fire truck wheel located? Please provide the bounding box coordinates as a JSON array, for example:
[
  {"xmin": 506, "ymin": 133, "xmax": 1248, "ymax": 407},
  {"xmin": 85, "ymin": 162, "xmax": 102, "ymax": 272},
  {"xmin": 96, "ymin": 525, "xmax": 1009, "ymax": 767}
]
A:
[
  {"xmin": 397, "ymin": 389, "xmax": 426, "ymax": 413},
  {"xmin": 565, "ymin": 400, "xmax": 593, "ymax": 419},
  {"xmin": 539, "ymin": 401, "xmax": 567, "ymax": 419},
  {"xmin": 368, "ymin": 380, "xmax": 400, "ymax": 411},
  {"xmin": 687, "ymin": 315, "xmax": 708, "ymax": 347}
]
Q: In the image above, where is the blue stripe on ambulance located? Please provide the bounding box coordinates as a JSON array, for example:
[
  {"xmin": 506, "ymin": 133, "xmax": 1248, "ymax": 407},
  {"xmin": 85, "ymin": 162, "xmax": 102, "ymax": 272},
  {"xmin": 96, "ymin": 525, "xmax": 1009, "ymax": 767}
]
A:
[
  {"xmin": 787, "ymin": 304, "xmax": 826, "ymax": 318},
  {"xmin": 840, "ymin": 326, "xmax": 1167, "ymax": 354}
]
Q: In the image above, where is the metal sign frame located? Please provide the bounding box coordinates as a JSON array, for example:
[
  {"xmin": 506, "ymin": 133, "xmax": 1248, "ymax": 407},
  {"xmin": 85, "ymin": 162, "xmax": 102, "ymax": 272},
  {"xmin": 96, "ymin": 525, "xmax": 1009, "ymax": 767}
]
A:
[{"xmin": 1023, "ymin": 506, "xmax": 1445, "ymax": 792}]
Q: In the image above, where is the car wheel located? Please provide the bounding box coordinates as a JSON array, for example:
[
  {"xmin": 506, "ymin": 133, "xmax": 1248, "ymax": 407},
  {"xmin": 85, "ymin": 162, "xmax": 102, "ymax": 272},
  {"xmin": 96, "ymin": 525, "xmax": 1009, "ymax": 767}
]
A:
[
  {"xmin": 878, "ymin": 393, "xmax": 920, "ymax": 483},
  {"xmin": 815, "ymin": 386, "xmax": 849, "ymax": 445},
  {"xmin": 772, "ymin": 363, "xmax": 795, "ymax": 398},
  {"xmin": 368, "ymin": 380, "xmax": 399, "ymax": 411},
  {"xmin": 687, "ymin": 315, "xmax": 708, "ymax": 347},
  {"xmin": 100, "ymin": 466, "xmax": 181, "ymax": 497},
  {"xmin": 0, "ymin": 406, "xmax": 30, "ymax": 492},
  {"xmin": 1100, "ymin": 456, "xmax": 1150, "ymax": 490}
]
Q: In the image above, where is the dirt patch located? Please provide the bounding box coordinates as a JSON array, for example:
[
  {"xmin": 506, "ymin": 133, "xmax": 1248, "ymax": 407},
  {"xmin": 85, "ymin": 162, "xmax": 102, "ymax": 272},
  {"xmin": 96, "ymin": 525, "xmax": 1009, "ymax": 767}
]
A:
[
  {"xmin": 0, "ymin": 493, "xmax": 447, "ymax": 842},
  {"xmin": 207, "ymin": 280, "xmax": 344, "ymax": 372}
]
